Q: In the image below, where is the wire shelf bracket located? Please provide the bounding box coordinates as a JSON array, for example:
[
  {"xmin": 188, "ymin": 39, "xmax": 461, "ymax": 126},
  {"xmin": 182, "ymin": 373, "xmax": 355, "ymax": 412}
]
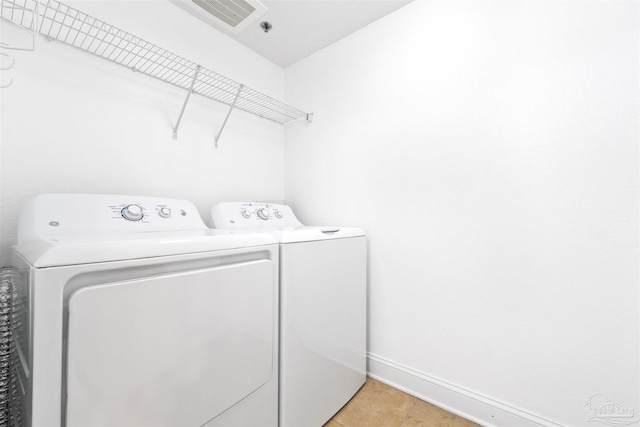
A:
[
  {"xmin": 173, "ymin": 65, "xmax": 201, "ymax": 140},
  {"xmin": 0, "ymin": 0, "xmax": 313, "ymax": 142},
  {"xmin": 214, "ymin": 84, "xmax": 243, "ymax": 148}
]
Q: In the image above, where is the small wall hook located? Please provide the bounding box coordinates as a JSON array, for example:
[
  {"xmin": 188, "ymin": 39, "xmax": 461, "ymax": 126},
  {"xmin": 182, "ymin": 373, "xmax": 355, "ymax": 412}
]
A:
[
  {"xmin": 1, "ymin": 78, "xmax": 14, "ymax": 89},
  {"xmin": 0, "ymin": 53, "xmax": 15, "ymax": 70}
]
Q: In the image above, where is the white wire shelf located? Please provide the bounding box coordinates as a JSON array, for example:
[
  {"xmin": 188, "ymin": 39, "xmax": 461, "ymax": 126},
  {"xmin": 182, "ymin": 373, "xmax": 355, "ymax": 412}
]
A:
[
  {"xmin": 0, "ymin": 0, "xmax": 37, "ymax": 35},
  {"xmin": 1, "ymin": 0, "xmax": 312, "ymax": 140}
]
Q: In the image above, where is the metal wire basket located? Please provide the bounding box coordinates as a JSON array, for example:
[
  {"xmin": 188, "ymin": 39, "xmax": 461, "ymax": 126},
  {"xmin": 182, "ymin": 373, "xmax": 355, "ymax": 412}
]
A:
[{"xmin": 0, "ymin": 268, "xmax": 23, "ymax": 427}]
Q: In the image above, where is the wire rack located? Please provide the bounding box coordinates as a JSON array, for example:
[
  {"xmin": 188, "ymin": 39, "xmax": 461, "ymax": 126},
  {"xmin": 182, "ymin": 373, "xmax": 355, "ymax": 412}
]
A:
[{"xmin": 1, "ymin": 0, "xmax": 312, "ymax": 137}]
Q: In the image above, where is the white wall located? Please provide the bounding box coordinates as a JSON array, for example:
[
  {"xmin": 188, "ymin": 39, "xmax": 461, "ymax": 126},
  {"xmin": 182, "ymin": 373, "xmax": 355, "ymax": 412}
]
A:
[
  {"xmin": 0, "ymin": 0, "xmax": 286, "ymax": 266},
  {"xmin": 284, "ymin": 1, "xmax": 639, "ymax": 426}
]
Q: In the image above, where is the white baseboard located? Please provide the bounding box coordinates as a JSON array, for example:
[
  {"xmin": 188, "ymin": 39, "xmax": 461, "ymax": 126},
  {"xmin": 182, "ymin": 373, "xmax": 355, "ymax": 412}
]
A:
[{"xmin": 367, "ymin": 353, "xmax": 564, "ymax": 427}]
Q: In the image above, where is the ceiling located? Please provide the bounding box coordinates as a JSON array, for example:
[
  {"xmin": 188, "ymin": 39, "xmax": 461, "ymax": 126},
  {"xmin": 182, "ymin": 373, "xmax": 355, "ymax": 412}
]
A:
[{"xmin": 179, "ymin": 0, "xmax": 414, "ymax": 68}]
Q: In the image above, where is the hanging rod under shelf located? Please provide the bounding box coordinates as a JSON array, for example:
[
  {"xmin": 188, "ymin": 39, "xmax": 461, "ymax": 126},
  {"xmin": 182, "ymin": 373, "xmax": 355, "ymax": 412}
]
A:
[{"xmin": 1, "ymin": 0, "xmax": 312, "ymax": 126}]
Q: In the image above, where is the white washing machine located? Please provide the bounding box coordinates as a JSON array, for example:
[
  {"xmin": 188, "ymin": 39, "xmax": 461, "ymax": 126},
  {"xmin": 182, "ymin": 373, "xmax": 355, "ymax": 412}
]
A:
[
  {"xmin": 211, "ymin": 202, "xmax": 367, "ymax": 427},
  {"xmin": 10, "ymin": 194, "xmax": 279, "ymax": 427}
]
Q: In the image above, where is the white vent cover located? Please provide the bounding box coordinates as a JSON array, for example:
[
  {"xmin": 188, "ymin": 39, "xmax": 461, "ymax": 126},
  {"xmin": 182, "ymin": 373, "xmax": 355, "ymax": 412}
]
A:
[{"xmin": 171, "ymin": 0, "xmax": 268, "ymax": 34}]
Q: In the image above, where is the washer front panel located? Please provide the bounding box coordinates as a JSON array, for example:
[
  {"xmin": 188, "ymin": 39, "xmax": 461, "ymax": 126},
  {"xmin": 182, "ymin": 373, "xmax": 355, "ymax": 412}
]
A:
[
  {"xmin": 280, "ymin": 237, "xmax": 367, "ymax": 426},
  {"xmin": 65, "ymin": 260, "xmax": 275, "ymax": 426}
]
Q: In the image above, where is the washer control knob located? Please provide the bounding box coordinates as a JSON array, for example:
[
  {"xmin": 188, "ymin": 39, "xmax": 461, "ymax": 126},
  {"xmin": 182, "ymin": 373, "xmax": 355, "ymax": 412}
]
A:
[
  {"xmin": 241, "ymin": 210, "xmax": 251, "ymax": 219},
  {"xmin": 121, "ymin": 204, "xmax": 143, "ymax": 221},
  {"xmin": 274, "ymin": 210, "xmax": 283, "ymax": 219},
  {"xmin": 158, "ymin": 207, "xmax": 171, "ymax": 218},
  {"xmin": 257, "ymin": 208, "xmax": 270, "ymax": 220}
]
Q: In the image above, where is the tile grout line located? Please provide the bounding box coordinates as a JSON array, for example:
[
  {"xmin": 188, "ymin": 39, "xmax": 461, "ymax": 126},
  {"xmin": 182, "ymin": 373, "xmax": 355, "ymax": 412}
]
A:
[
  {"xmin": 398, "ymin": 397, "xmax": 419, "ymax": 427},
  {"xmin": 331, "ymin": 418, "xmax": 347, "ymax": 427}
]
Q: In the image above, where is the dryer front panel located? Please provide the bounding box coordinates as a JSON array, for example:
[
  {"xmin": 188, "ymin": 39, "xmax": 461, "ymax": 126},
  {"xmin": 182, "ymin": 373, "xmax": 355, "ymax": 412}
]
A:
[{"xmin": 65, "ymin": 259, "xmax": 275, "ymax": 427}]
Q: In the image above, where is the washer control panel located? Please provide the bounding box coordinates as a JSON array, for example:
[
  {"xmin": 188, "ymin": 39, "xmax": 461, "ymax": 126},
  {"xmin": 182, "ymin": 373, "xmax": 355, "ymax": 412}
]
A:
[{"xmin": 211, "ymin": 202, "xmax": 302, "ymax": 229}]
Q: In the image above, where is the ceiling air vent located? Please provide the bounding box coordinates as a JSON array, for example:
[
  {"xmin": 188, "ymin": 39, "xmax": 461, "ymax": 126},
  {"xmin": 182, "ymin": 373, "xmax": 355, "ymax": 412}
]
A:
[{"xmin": 171, "ymin": 0, "xmax": 268, "ymax": 34}]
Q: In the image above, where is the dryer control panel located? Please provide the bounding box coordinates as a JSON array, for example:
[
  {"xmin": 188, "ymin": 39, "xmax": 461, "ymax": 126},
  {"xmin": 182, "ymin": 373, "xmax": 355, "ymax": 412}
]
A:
[
  {"xmin": 211, "ymin": 202, "xmax": 303, "ymax": 229},
  {"xmin": 17, "ymin": 194, "xmax": 207, "ymax": 244},
  {"xmin": 108, "ymin": 201, "xmax": 191, "ymax": 224}
]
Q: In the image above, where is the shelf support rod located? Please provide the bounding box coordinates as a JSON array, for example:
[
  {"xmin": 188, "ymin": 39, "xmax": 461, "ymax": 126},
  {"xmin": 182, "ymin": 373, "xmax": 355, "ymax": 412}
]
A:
[
  {"xmin": 173, "ymin": 64, "xmax": 201, "ymax": 140},
  {"xmin": 214, "ymin": 84, "xmax": 243, "ymax": 148}
]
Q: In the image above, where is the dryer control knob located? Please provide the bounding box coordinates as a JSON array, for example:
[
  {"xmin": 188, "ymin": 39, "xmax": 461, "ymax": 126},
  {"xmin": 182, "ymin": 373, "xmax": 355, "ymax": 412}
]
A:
[
  {"xmin": 121, "ymin": 204, "xmax": 144, "ymax": 221},
  {"xmin": 158, "ymin": 207, "xmax": 171, "ymax": 218},
  {"xmin": 241, "ymin": 210, "xmax": 252, "ymax": 219},
  {"xmin": 257, "ymin": 208, "xmax": 270, "ymax": 220},
  {"xmin": 274, "ymin": 210, "xmax": 283, "ymax": 219}
]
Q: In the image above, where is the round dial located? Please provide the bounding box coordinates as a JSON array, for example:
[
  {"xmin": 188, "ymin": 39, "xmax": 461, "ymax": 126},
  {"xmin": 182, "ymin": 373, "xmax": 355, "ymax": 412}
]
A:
[
  {"xmin": 257, "ymin": 208, "xmax": 270, "ymax": 220},
  {"xmin": 121, "ymin": 204, "xmax": 144, "ymax": 221},
  {"xmin": 274, "ymin": 210, "xmax": 283, "ymax": 219},
  {"xmin": 241, "ymin": 210, "xmax": 251, "ymax": 219},
  {"xmin": 158, "ymin": 207, "xmax": 171, "ymax": 218}
]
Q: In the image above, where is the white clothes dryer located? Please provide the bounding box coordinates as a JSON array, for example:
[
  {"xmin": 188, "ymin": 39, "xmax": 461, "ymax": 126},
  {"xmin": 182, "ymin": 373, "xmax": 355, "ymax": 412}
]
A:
[
  {"xmin": 211, "ymin": 202, "xmax": 367, "ymax": 427},
  {"xmin": 11, "ymin": 194, "xmax": 279, "ymax": 427}
]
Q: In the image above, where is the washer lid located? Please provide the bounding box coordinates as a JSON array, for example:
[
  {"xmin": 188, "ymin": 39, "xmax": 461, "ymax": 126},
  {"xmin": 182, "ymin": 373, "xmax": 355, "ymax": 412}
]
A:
[
  {"xmin": 268, "ymin": 226, "xmax": 365, "ymax": 243},
  {"xmin": 215, "ymin": 226, "xmax": 365, "ymax": 243}
]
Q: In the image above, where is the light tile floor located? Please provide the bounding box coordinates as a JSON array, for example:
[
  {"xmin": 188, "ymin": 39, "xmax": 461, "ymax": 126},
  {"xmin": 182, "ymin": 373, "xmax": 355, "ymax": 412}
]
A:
[{"xmin": 324, "ymin": 377, "xmax": 481, "ymax": 427}]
